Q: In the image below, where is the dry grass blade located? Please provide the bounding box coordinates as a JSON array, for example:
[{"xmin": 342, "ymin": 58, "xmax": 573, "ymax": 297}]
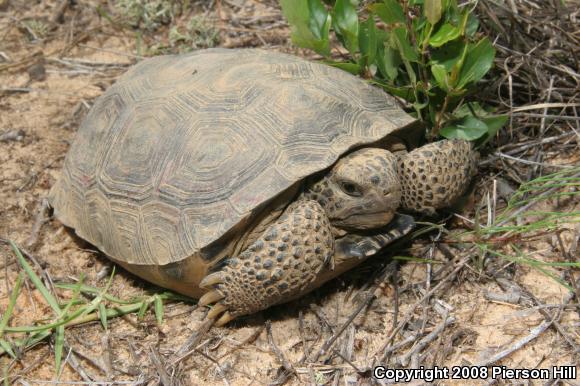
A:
[{"xmin": 477, "ymin": 0, "xmax": 578, "ymax": 138}]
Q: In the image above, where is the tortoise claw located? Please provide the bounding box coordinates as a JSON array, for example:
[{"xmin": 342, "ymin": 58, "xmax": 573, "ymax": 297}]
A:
[
  {"xmin": 215, "ymin": 311, "xmax": 234, "ymax": 327},
  {"xmin": 207, "ymin": 302, "xmax": 228, "ymax": 320},
  {"xmin": 199, "ymin": 290, "xmax": 225, "ymax": 306},
  {"xmin": 200, "ymin": 272, "xmax": 225, "ymax": 288}
]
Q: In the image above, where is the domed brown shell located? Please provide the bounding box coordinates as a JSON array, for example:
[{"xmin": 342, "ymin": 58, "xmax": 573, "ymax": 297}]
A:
[{"xmin": 49, "ymin": 48, "xmax": 416, "ymax": 268}]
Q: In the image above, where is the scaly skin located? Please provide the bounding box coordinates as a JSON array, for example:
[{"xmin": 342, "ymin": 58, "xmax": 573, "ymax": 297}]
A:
[
  {"xmin": 398, "ymin": 139, "xmax": 477, "ymax": 215},
  {"xmin": 200, "ymin": 140, "xmax": 477, "ymax": 325},
  {"xmin": 200, "ymin": 200, "xmax": 334, "ymax": 325}
]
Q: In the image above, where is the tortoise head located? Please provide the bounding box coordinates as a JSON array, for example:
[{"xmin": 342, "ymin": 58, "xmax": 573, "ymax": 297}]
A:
[{"xmin": 304, "ymin": 148, "xmax": 402, "ymax": 230}]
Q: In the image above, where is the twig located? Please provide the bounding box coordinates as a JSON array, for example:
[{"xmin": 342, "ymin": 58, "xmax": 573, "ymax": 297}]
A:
[
  {"xmin": 511, "ymin": 102, "xmax": 580, "ymax": 112},
  {"xmin": 149, "ymin": 346, "xmax": 173, "ymax": 386},
  {"xmin": 310, "ymin": 292, "xmax": 375, "ymax": 363},
  {"xmin": 479, "ymin": 131, "xmax": 577, "ymax": 167},
  {"xmin": 216, "ymin": 324, "xmax": 265, "ymax": 361},
  {"xmin": 297, "ymin": 311, "xmax": 309, "ymax": 360},
  {"xmin": 380, "ymin": 333, "xmax": 419, "ymax": 360},
  {"xmin": 475, "ymin": 291, "xmax": 574, "ymax": 366},
  {"xmin": 61, "ymin": 343, "xmax": 95, "ymax": 382},
  {"xmin": 174, "ymin": 316, "xmax": 213, "ymax": 358},
  {"xmin": 377, "ymin": 257, "xmax": 469, "ymax": 362},
  {"xmin": 266, "ymin": 321, "xmax": 296, "ymax": 386},
  {"xmin": 524, "ymin": 284, "xmax": 579, "ymax": 354},
  {"xmin": 332, "ymin": 349, "xmax": 362, "ymax": 373},
  {"xmin": 101, "ymin": 332, "xmax": 113, "ymax": 378},
  {"xmin": 194, "ymin": 349, "xmax": 231, "ymax": 386},
  {"xmin": 309, "ymin": 304, "xmax": 335, "ymax": 334},
  {"xmin": 476, "ymin": 320, "xmax": 552, "ymax": 367},
  {"xmin": 494, "ymin": 152, "xmax": 575, "ymax": 169},
  {"xmin": 398, "ymin": 315, "xmax": 456, "ymax": 366}
]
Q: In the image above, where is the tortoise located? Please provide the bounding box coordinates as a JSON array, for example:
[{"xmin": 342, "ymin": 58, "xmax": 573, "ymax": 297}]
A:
[{"xmin": 49, "ymin": 48, "xmax": 476, "ymax": 326}]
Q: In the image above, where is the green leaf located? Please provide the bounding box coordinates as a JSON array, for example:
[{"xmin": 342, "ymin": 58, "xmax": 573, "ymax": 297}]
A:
[
  {"xmin": 369, "ymin": 1, "xmax": 405, "ymax": 25},
  {"xmin": 325, "ymin": 60, "xmax": 361, "ymax": 74},
  {"xmin": 359, "ymin": 16, "xmax": 377, "ymax": 66},
  {"xmin": 98, "ymin": 303, "xmax": 108, "ymax": 330},
  {"xmin": 281, "ymin": 0, "xmax": 331, "ymax": 56},
  {"xmin": 60, "ymin": 275, "xmax": 84, "ymax": 317},
  {"xmin": 376, "ymin": 43, "xmax": 401, "ymax": 80},
  {"xmin": 431, "ymin": 64, "xmax": 450, "ymax": 91},
  {"xmin": 440, "ymin": 115, "xmax": 488, "ymax": 140},
  {"xmin": 392, "ymin": 27, "xmax": 418, "ymax": 62},
  {"xmin": 2, "ymin": 269, "xmax": 115, "ymax": 334},
  {"xmin": 453, "ymin": 102, "xmax": 487, "ymax": 118},
  {"xmin": 0, "ymin": 340, "xmax": 16, "ymax": 359},
  {"xmin": 475, "ymin": 114, "xmax": 507, "ymax": 148},
  {"xmin": 444, "ymin": 0, "xmax": 460, "ymax": 23},
  {"xmin": 375, "ymin": 82, "xmax": 416, "ymax": 101},
  {"xmin": 154, "ymin": 296, "xmax": 164, "ymax": 325},
  {"xmin": 465, "ymin": 13, "xmax": 479, "ymax": 37},
  {"xmin": 390, "ymin": 27, "xmax": 418, "ymax": 86},
  {"xmin": 333, "ymin": 0, "xmax": 359, "ymax": 54},
  {"xmin": 308, "ymin": 0, "xmax": 330, "ymax": 40},
  {"xmin": 482, "ymin": 114, "xmax": 508, "ymax": 138},
  {"xmin": 54, "ymin": 325, "xmax": 65, "ymax": 375},
  {"xmin": 12, "ymin": 242, "xmax": 62, "ymax": 315},
  {"xmin": 430, "ymin": 40, "xmax": 465, "ymax": 71},
  {"xmin": 54, "ymin": 283, "xmax": 137, "ymax": 305},
  {"xmin": 424, "ymin": 0, "xmax": 442, "ymax": 24},
  {"xmin": 137, "ymin": 301, "xmax": 148, "ymax": 320},
  {"xmin": 0, "ymin": 272, "xmax": 24, "ymax": 337},
  {"xmin": 429, "ymin": 22, "xmax": 461, "ymax": 47},
  {"xmin": 457, "ymin": 37, "xmax": 495, "ymax": 88}
]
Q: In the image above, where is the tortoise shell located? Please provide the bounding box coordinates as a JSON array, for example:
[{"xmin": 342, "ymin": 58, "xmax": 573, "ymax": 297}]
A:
[{"xmin": 49, "ymin": 48, "xmax": 416, "ymax": 290}]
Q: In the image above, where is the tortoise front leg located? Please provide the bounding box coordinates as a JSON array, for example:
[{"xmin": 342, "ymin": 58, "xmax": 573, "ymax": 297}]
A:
[
  {"xmin": 199, "ymin": 200, "xmax": 334, "ymax": 326},
  {"xmin": 397, "ymin": 139, "xmax": 478, "ymax": 215},
  {"xmin": 297, "ymin": 213, "xmax": 415, "ymax": 293}
]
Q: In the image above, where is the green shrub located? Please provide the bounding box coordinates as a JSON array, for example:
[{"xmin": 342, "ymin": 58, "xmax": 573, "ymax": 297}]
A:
[
  {"xmin": 115, "ymin": 0, "xmax": 174, "ymax": 30},
  {"xmin": 280, "ymin": 0, "xmax": 507, "ymax": 142}
]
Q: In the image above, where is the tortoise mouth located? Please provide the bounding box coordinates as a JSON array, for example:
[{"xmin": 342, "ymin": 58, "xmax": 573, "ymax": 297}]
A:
[{"xmin": 334, "ymin": 211, "xmax": 396, "ymax": 230}]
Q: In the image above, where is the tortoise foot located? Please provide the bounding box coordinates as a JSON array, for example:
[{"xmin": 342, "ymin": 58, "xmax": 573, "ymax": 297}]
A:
[
  {"xmin": 199, "ymin": 200, "xmax": 334, "ymax": 324},
  {"xmin": 397, "ymin": 139, "xmax": 478, "ymax": 214},
  {"xmin": 334, "ymin": 213, "xmax": 415, "ymax": 262}
]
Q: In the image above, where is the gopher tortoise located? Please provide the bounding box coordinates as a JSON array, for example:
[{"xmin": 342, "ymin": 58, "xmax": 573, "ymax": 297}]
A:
[{"xmin": 49, "ymin": 48, "xmax": 476, "ymax": 326}]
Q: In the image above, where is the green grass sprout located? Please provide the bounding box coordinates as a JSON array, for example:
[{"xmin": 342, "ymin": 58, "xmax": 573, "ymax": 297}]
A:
[{"xmin": 0, "ymin": 241, "xmax": 192, "ymax": 376}]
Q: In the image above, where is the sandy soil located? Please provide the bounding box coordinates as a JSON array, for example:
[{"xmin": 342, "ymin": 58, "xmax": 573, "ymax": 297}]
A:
[{"xmin": 0, "ymin": 1, "xmax": 578, "ymax": 385}]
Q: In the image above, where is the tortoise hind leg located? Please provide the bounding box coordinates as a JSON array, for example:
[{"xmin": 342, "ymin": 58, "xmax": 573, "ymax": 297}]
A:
[
  {"xmin": 199, "ymin": 200, "xmax": 334, "ymax": 326},
  {"xmin": 397, "ymin": 139, "xmax": 478, "ymax": 215}
]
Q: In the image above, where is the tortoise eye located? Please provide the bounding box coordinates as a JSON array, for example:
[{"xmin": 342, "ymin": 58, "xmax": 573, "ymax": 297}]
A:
[{"xmin": 340, "ymin": 181, "xmax": 363, "ymax": 197}]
